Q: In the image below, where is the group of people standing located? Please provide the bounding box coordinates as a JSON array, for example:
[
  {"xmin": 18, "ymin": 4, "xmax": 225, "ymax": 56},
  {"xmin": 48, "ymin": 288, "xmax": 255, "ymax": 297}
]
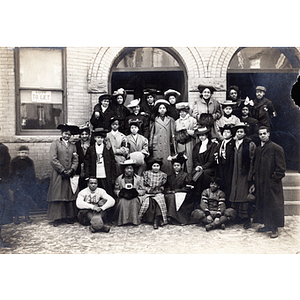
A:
[{"xmin": 0, "ymin": 84, "xmax": 286, "ymax": 247}]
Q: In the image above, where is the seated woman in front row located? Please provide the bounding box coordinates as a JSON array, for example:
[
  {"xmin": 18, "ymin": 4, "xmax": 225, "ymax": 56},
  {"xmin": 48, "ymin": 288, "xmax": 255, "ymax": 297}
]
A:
[
  {"xmin": 138, "ymin": 157, "xmax": 168, "ymax": 229},
  {"xmin": 113, "ymin": 159, "xmax": 146, "ymax": 226},
  {"xmin": 164, "ymin": 152, "xmax": 195, "ymax": 225}
]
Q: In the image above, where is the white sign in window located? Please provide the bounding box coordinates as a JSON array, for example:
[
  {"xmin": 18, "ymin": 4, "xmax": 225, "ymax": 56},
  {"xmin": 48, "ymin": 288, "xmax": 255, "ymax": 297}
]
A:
[{"xmin": 32, "ymin": 91, "xmax": 52, "ymax": 103}]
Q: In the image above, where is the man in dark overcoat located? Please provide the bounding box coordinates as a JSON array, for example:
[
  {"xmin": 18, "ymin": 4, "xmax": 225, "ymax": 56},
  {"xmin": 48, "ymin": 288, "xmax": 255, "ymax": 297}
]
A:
[
  {"xmin": 252, "ymin": 126, "xmax": 286, "ymax": 238},
  {"xmin": 0, "ymin": 143, "xmax": 12, "ymax": 247}
]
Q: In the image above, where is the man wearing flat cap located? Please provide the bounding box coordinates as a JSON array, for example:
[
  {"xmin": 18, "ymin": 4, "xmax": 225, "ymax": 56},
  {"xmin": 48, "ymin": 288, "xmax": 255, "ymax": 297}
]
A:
[{"xmin": 253, "ymin": 86, "xmax": 277, "ymax": 130}]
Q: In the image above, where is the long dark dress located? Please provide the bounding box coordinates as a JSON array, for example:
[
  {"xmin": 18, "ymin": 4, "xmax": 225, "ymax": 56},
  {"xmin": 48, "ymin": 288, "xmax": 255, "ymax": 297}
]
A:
[{"xmin": 164, "ymin": 170, "xmax": 194, "ymax": 224}]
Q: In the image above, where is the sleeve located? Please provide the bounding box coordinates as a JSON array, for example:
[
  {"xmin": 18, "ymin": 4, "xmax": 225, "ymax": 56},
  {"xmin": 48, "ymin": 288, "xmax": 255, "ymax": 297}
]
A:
[
  {"xmin": 0, "ymin": 145, "xmax": 11, "ymax": 181},
  {"xmin": 142, "ymin": 116, "xmax": 150, "ymax": 140},
  {"xmin": 201, "ymin": 142, "xmax": 218, "ymax": 170},
  {"xmin": 141, "ymin": 136, "xmax": 150, "ymax": 157},
  {"xmin": 98, "ymin": 189, "xmax": 115, "ymax": 211},
  {"xmin": 76, "ymin": 191, "xmax": 94, "ymax": 210},
  {"xmin": 136, "ymin": 176, "xmax": 146, "ymax": 196},
  {"xmin": 109, "ymin": 147, "xmax": 117, "ymax": 182},
  {"xmin": 217, "ymin": 190, "xmax": 226, "ymax": 215},
  {"xmin": 212, "ymin": 101, "xmax": 222, "ymax": 120},
  {"xmin": 84, "ymin": 147, "xmax": 91, "ymax": 179},
  {"xmin": 142, "ymin": 171, "xmax": 152, "ymax": 193},
  {"xmin": 248, "ymin": 141, "xmax": 256, "ymax": 181},
  {"xmin": 70, "ymin": 145, "xmax": 79, "ymax": 172},
  {"xmin": 49, "ymin": 141, "xmax": 65, "ymax": 174},
  {"xmin": 272, "ymin": 144, "xmax": 286, "ymax": 182},
  {"xmin": 114, "ymin": 176, "xmax": 121, "ymax": 197},
  {"xmin": 200, "ymin": 189, "xmax": 210, "ymax": 214}
]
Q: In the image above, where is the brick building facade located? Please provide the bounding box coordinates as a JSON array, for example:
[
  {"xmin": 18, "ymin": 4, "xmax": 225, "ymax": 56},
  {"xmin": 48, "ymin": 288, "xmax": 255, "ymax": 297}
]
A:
[{"xmin": 1, "ymin": 47, "xmax": 300, "ymax": 179}]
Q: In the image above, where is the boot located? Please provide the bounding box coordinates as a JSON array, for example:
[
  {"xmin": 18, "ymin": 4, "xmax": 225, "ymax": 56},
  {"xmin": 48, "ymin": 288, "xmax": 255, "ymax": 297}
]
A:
[
  {"xmin": 14, "ymin": 216, "xmax": 20, "ymax": 225},
  {"xmin": 25, "ymin": 216, "xmax": 32, "ymax": 224},
  {"xmin": 153, "ymin": 219, "xmax": 158, "ymax": 229}
]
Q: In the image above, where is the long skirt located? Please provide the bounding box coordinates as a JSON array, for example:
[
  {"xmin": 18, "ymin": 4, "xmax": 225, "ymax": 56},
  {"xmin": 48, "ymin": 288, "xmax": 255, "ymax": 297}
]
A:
[
  {"xmin": 47, "ymin": 201, "xmax": 78, "ymax": 221},
  {"xmin": 113, "ymin": 197, "xmax": 141, "ymax": 226},
  {"xmin": 0, "ymin": 184, "xmax": 13, "ymax": 226},
  {"xmin": 142, "ymin": 197, "xmax": 162, "ymax": 224},
  {"xmin": 165, "ymin": 193, "xmax": 195, "ymax": 225},
  {"xmin": 230, "ymin": 201, "xmax": 254, "ymax": 219}
]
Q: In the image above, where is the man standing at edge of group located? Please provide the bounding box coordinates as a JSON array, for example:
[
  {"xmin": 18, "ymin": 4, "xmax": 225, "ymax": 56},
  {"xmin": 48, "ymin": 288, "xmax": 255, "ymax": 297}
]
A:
[{"xmin": 252, "ymin": 126, "xmax": 286, "ymax": 238}]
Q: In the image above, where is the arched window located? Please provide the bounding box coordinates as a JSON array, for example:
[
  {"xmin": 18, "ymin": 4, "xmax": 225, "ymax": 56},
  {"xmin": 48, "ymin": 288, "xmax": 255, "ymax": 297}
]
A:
[{"xmin": 109, "ymin": 47, "xmax": 187, "ymax": 105}]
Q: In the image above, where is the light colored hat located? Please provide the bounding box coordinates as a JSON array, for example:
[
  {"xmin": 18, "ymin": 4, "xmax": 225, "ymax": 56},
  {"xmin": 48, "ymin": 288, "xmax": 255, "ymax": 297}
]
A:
[
  {"xmin": 154, "ymin": 99, "xmax": 170, "ymax": 106},
  {"xmin": 256, "ymin": 86, "xmax": 266, "ymax": 92},
  {"xmin": 195, "ymin": 126, "xmax": 210, "ymax": 135},
  {"xmin": 221, "ymin": 100, "xmax": 236, "ymax": 107},
  {"xmin": 120, "ymin": 159, "xmax": 136, "ymax": 166},
  {"xmin": 112, "ymin": 88, "xmax": 127, "ymax": 99},
  {"xmin": 175, "ymin": 102, "xmax": 190, "ymax": 110},
  {"xmin": 127, "ymin": 98, "xmax": 141, "ymax": 108},
  {"xmin": 164, "ymin": 89, "xmax": 181, "ymax": 99}
]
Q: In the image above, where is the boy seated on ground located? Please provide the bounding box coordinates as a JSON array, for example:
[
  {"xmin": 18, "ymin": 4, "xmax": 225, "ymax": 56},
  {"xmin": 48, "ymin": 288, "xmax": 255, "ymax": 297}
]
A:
[
  {"xmin": 76, "ymin": 177, "xmax": 115, "ymax": 233},
  {"xmin": 191, "ymin": 177, "xmax": 236, "ymax": 231}
]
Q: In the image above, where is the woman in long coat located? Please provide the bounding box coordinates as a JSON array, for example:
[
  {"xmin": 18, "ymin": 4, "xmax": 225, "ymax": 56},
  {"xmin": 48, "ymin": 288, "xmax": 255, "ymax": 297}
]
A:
[
  {"xmin": 113, "ymin": 160, "xmax": 146, "ymax": 226},
  {"xmin": 174, "ymin": 102, "xmax": 197, "ymax": 173},
  {"xmin": 47, "ymin": 124, "xmax": 79, "ymax": 226},
  {"xmin": 149, "ymin": 99, "xmax": 176, "ymax": 176},
  {"xmin": 192, "ymin": 127, "xmax": 218, "ymax": 202}
]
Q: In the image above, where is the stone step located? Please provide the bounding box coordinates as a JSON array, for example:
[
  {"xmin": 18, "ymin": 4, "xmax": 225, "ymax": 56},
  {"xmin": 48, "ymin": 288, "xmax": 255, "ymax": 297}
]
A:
[
  {"xmin": 283, "ymin": 187, "xmax": 300, "ymax": 201},
  {"xmin": 282, "ymin": 171, "xmax": 300, "ymax": 186},
  {"xmin": 283, "ymin": 171, "xmax": 300, "ymax": 215},
  {"xmin": 284, "ymin": 201, "xmax": 300, "ymax": 216}
]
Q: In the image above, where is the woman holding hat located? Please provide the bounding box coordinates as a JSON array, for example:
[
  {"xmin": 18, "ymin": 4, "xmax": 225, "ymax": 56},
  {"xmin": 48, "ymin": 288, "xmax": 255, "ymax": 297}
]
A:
[
  {"xmin": 192, "ymin": 126, "xmax": 218, "ymax": 201},
  {"xmin": 164, "ymin": 152, "xmax": 194, "ymax": 225},
  {"xmin": 149, "ymin": 99, "xmax": 176, "ymax": 176},
  {"xmin": 111, "ymin": 88, "xmax": 130, "ymax": 133},
  {"xmin": 90, "ymin": 94, "xmax": 115, "ymax": 131},
  {"xmin": 125, "ymin": 98, "xmax": 150, "ymax": 139},
  {"xmin": 126, "ymin": 119, "xmax": 150, "ymax": 176},
  {"xmin": 113, "ymin": 159, "xmax": 146, "ymax": 226},
  {"xmin": 106, "ymin": 117, "xmax": 129, "ymax": 177},
  {"xmin": 75, "ymin": 123, "xmax": 91, "ymax": 191},
  {"xmin": 47, "ymin": 124, "xmax": 79, "ymax": 226},
  {"xmin": 174, "ymin": 102, "xmax": 198, "ymax": 173},
  {"xmin": 164, "ymin": 89, "xmax": 181, "ymax": 120},
  {"xmin": 215, "ymin": 100, "xmax": 241, "ymax": 140},
  {"xmin": 138, "ymin": 157, "xmax": 168, "ymax": 229},
  {"xmin": 192, "ymin": 84, "xmax": 221, "ymax": 140},
  {"xmin": 84, "ymin": 128, "xmax": 116, "ymax": 197}
]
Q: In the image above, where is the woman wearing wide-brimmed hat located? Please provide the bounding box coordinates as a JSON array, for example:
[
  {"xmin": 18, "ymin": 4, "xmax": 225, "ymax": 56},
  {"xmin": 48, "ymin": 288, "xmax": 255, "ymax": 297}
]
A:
[
  {"xmin": 164, "ymin": 89, "xmax": 181, "ymax": 120},
  {"xmin": 113, "ymin": 159, "xmax": 146, "ymax": 226},
  {"xmin": 138, "ymin": 157, "xmax": 168, "ymax": 229},
  {"xmin": 110, "ymin": 88, "xmax": 130, "ymax": 134},
  {"xmin": 47, "ymin": 124, "xmax": 80, "ymax": 226},
  {"xmin": 164, "ymin": 152, "xmax": 195, "ymax": 225},
  {"xmin": 191, "ymin": 126, "xmax": 218, "ymax": 201},
  {"xmin": 149, "ymin": 99, "xmax": 176, "ymax": 176},
  {"xmin": 174, "ymin": 102, "xmax": 198, "ymax": 173},
  {"xmin": 191, "ymin": 84, "xmax": 221, "ymax": 139}
]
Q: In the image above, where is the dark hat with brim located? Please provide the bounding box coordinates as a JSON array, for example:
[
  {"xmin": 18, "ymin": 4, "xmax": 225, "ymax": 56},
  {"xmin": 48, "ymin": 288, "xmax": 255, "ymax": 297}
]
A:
[
  {"xmin": 228, "ymin": 85, "xmax": 240, "ymax": 93},
  {"xmin": 79, "ymin": 123, "xmax": 91, "ymax": 134},
  {"xmin": 232, "ymin": 122, "xmax": 248, "ymax": 133},
  {"xmin": 195, "ymin": 126, "xmax": 210, "ymax": 135},
  {"xmin": 219, "ymin": 124, "xmax": 233, "ymax": 134},
  {"xmin": 256, "ymin": 86, "xmax": 266, "ymax": 92},
  {"xmin": 109, "ymin": 116, "xmax": 121, "ymax": 126},
  {"xmin": 57, "ymin": 124, "xmax": 80, "ymax": 135},
  {"xmin": 93, "ymin": 128, "xmax": 108, "ymax": 137},
  {"xmin": 18, "ymin": 145, "xmax": 29, "ymax": 151},
  {"xmin": 143, "ymin": 88, "xmax": 157, "ymax": 96},
  {"xmin": 197, "ymin": 84, "xmax": 216, "ymax": 94},
  {"xmin": 98, "ymin": 94, "xmax": 111, "ymax": 103},
  {"xmin": 146, "ymin": 157, "xmax": 163, "ymax": 167}
]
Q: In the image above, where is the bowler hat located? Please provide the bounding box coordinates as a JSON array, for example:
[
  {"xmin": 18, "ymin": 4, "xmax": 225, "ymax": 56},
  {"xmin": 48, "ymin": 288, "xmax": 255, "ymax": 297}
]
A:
[
  {"xmin": 57, "ymin": 124, "xmax": 80, "ymax": 135},
  {"xmin": 256, "ymin": 86, "xmax": 267, "ymax": 92}
]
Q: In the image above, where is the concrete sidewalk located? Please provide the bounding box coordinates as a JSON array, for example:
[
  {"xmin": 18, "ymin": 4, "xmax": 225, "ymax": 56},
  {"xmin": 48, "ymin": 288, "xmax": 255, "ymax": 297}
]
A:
[{"xmin": 0, "ymin": 216, "xmax": 300, "ymax": 254}]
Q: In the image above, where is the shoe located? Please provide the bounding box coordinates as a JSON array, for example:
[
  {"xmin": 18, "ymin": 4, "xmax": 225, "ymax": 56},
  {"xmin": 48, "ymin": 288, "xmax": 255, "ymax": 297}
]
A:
[
  {"xmin": 89, "ymin": 226, "xmax": 96, "ymax": 233},
  {"xmin": 153, "ymin": 220, "xmax": 158, "ymax": 229},
  {"xmin": 100, "ymin": 225, "xmax": 111, "ymax": 233},
  {"xmin": 25, "ymin": 217, "xmax": 32, "ymax": 224},
  {"xmin": 14, "ymin": 217, "xmax": 20, "ymax": 225},
  {"xmin": 257, "ymin": 226, "xmax": 271, "ymax": 232},
  {"xmin": 205, "ymin": 224, "xmax": 214, "ymax": 231},
  {"xmin": 221, "ymin": 224, "xmax": 226, "ymax": 230},
  {"xmin": 270, "ymin": 228, "xmax": 279, "ymax": 238},
  {"xmin": 52, "ymin": 220, "xmax": 61, "ymax": 227},
  {"xmin": 0, "ymin": 238, "xmax": 4, "ymax": 248},
  {"xmin": 243, "ymin": 221, "xmax": 252, "ymax": 230},
  {"xmin": 65, "ymin": 218, "xmax": 76, "ymax": 224}
]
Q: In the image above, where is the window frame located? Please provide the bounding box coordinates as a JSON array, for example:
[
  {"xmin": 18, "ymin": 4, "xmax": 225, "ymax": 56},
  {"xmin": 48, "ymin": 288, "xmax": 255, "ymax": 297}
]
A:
[{"xmin": 14, "ymin": 47, "xmax": 67, "ymax": 135}]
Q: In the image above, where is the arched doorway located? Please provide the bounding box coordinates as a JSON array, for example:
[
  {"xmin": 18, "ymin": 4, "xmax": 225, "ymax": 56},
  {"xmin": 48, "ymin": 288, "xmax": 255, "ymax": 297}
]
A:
[
  {"xmin": 109, "ymin": 47, "xmax": 188, "ymax": 105},
  {"xmin": 227, "ymin": 47, "xmax": 300, "ymax": 170}
]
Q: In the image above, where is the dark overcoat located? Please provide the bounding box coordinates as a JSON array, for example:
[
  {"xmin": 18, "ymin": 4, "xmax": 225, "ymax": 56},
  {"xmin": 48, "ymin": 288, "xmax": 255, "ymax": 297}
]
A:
[
  {"xmin": 84, "ymin": 143, "xmax": 116, "ymax": 196},
  {"xmin": 252, "ymin": 140, "xmax": 286, "ymax": 227},
  {"xmin": 90, "ymin": 104, "xmax": 115, "ymax": 130}
]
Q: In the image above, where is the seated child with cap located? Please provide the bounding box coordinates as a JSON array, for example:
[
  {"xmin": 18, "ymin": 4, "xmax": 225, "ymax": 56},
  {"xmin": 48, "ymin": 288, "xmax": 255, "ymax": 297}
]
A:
[
  {"xmin": 9, "ymin": 145, "xmax": 37, "ymax": 224},
  {"xmin": 76, "ymin": 177, "xmax": 115, "ymax": 233},
  {"xmin": 191, "ymin": 177, "xmax": 236, "ymax": 231}
]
